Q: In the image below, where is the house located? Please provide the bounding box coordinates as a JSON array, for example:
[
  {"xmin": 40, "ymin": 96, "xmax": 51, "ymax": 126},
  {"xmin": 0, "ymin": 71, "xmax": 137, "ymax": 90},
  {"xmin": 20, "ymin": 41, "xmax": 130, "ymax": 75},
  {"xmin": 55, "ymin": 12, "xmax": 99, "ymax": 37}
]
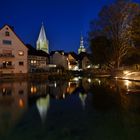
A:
[
  {"xmin": 50, "ymin": 51, "xmax": 68, "ymax": 69},
  {"xmin": 27, "ymin": 44, "xmax": 49, "ymax": 72},
  {"xmin": 67, "ymin": 52, "xmax": 79, "ymax": 71},
  {"xmin": 79, "ymin": 52, "xmax": 92, "ymax": 70},
  {"xmin": 0, "ymin": 25, "xmax": 28, "ymax": 74}
]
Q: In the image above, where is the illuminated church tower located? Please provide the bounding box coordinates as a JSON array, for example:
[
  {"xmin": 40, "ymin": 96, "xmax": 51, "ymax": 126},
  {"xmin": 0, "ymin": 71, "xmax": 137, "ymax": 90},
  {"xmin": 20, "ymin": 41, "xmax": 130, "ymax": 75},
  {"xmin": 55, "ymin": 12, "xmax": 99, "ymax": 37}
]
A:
[
  {"xmin": 36, "ymin": 23, "xmax": 49, "ymax": 54},
  {"xmin": 78, "ymin": 34, "xmax": 86, "ymax": 54}
]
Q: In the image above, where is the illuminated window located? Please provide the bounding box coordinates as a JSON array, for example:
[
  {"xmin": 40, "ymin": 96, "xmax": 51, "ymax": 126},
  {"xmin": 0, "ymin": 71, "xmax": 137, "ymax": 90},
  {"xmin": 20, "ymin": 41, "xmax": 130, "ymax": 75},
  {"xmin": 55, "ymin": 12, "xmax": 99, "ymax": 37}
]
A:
[
  {"xmin": 3, "ymin": 40, "xmax": 12, "ymax": 45},
  {"xmin": 31, "ymin": 60, "xmax": 34, "ymax": 64},
  {"xmin": 18, "ymin": 51, "xmax": 24, "ymax": 56}
]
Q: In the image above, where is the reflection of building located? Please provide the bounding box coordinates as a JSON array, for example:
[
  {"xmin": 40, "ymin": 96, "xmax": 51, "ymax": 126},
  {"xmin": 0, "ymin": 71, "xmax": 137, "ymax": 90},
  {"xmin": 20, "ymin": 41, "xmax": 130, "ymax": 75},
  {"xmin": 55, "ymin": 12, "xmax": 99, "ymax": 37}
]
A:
[
  {"xmin": 36, "ymin": 95, "xmax": 50, "ymax": 123},
  {"xmin": 27, "ymin": 44, "xmax": 49, "ymax": 72},
  {"xmin": 0, "ymin": 81, "xmax": 28, "ymax": 136},
  {"xmin": 36, "ymin": 23, "xmax": 49, "ymax": 54},
  {"xmin": 29, "ymin": 82, "xmax": 49, "ymax": 96},
  {"xmin": 66, "ymin": 82, "xmax": 79, "ymax": 94},
  {"xmin": 79, "ymin": 93, "xmax": 87, "ymax": 109},
  {"xmin": 0, "ymin": 25, "xmax": 28, "ymax": 74}
]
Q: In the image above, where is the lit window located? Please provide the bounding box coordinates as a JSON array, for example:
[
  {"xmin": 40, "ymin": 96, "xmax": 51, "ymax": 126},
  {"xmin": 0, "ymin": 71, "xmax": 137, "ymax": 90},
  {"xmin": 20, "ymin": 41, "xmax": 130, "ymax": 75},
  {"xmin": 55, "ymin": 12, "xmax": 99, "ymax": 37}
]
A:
[
  {"xmin": 3, "ymin": 40, "xmax": 12, "ymax": 45},
  {"xmin": 19, "ymin": 62, "xmax": 24, "ymax": 66},
  {"xmin": 31, "ymin": 60, "xmax": 34, "ymax": 64},
  {"xmin": 18, "ymin": 51, "xmax": 24, "ymax": 56}
]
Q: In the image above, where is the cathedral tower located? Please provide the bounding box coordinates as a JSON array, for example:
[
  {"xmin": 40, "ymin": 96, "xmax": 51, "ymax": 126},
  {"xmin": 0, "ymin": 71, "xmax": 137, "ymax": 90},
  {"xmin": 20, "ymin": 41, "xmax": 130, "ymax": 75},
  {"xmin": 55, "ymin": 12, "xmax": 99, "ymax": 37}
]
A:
[
  {"xmin": 36, "ymin": 23, "xmax": 49, "ymax": 54},
  {"xmin": 78, "ymin": 34, "xmax": 86, "ymax": 54}
]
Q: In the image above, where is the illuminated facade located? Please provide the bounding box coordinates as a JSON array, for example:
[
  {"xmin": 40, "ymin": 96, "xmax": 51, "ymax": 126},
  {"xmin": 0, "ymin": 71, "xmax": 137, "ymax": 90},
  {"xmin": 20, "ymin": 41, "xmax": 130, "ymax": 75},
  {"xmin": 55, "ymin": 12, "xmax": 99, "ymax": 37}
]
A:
[
  {"xmin": 50, "ymin": 51, "xmax": 68, "ymax": 69},
  {"xmin": 27, "ymin": 44, "xmax": 49, "ymax": 72},
  {"xmin": 78, "ymin": 35, "xmax": 86, "ymax": 54},
  {"xmin": 0, "ymin": 25, "xmax": 28, "ymax": 74},
  {"xmin": 36, "ymin": 24, "xmax": 49, "ymax": 54}
]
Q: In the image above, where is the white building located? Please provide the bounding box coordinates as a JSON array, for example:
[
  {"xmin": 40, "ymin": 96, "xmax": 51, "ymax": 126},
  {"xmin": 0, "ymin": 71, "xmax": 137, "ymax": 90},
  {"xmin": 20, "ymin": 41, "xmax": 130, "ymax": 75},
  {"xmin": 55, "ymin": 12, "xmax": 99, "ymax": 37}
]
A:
[
  {"xmin": 0, "ymin": 25, "xmax": 28, "ymax": 74},
  {"xmin": 36, "ymin": 23, "xmax": 49, "ymax": 54},
  {"xmin": 50, "ymin": 51, "xmax": 68, "ymax": 69}
]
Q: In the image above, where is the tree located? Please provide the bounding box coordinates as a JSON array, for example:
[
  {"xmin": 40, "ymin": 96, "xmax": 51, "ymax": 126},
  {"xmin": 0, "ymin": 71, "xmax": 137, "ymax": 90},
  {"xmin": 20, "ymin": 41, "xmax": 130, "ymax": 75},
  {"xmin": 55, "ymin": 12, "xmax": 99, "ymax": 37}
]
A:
[
  {"xmin": 89, "ymin": 0, "xmax": 140, "ymax": 69},
  {"xmin": 131, "ymin": 12, "xmax": 140, "ymax": 47},
  {"xmin": 90, "ymin": 36, "xmax": 114, "ymax": 68}
]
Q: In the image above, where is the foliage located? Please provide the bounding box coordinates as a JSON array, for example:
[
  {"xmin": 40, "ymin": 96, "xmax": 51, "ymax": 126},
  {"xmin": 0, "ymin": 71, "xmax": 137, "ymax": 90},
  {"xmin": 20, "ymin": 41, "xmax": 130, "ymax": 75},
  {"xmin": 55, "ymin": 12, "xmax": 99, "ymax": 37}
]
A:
[{"xmin": 89, "ymin": 0, "xmax": 140, "ymax": 69}]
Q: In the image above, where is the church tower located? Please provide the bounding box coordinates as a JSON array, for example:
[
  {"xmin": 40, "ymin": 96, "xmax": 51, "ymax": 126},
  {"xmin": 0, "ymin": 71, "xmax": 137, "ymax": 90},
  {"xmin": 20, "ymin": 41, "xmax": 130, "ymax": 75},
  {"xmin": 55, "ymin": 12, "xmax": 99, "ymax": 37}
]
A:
[
  {"xmin": 78, "ymin": 34, "xmax": 86, "ymax": 54},
  {"xmin": 36, "ymin": 23, "xmax": 49, "ymax": 54}
]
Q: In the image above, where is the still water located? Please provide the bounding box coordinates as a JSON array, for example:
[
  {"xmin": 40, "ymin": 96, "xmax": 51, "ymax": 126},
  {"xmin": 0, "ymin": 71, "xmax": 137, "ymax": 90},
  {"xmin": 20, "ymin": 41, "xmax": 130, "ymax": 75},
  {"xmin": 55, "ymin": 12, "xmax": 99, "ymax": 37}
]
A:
[{"xmin": 0, "ymin": 77, "xmax": 140, "ymax": 140}]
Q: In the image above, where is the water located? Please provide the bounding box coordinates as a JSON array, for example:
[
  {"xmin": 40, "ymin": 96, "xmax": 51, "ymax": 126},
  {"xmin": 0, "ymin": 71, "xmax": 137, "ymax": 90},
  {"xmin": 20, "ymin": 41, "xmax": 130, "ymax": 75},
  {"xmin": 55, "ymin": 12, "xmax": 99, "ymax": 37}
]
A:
[{"xmin": 0, "ymin": 77, "xmax": 140, "ymax": 140}]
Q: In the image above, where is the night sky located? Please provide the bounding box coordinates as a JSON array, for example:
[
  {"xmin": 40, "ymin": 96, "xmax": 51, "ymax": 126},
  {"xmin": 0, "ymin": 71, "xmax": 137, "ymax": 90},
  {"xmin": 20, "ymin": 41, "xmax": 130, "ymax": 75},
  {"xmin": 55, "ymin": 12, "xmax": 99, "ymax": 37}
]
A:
[{"xmin": 0, "ymin": 0, "xmax": 140, "ymax": 53}]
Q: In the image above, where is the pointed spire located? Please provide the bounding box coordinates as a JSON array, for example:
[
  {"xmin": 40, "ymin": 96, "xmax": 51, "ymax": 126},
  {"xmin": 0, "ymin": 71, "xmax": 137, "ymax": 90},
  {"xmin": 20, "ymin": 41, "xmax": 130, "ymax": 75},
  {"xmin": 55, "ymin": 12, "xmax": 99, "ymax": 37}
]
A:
[
  {"xmin": 78, "ymin": 32, "xmax": 86, "ymax": 54},
  {"xmin": 36, "ymin": 23, "xmax": 49, "ymax": 53},
  {"xmin": 38, "ymin": 24, "xmax": 47, "ymax": 42}
]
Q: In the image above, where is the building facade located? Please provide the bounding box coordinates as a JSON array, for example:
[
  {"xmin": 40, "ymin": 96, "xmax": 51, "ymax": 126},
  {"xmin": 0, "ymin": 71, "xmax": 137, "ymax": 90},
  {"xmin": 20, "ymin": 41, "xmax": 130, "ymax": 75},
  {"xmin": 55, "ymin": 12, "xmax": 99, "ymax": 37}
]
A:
[
  {"xmin": 50, "ymin": 51, "xmax": 68, "ymax": 69},
  {"xmin": 27, "ymin": 44, "xmax": 49, "ymax": 72},
  {"xmin": 67, "ymin": 52, "xmax": 79, "ymax": 71},
  {"xmin": 0, "ymin": 25, "xmax": 28, "ymax": 74}
]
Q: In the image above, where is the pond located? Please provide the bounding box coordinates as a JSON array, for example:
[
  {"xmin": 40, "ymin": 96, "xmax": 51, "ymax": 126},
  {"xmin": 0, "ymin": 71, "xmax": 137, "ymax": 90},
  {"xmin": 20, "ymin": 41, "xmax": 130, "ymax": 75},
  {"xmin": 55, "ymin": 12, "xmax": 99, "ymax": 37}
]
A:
[{"xmin": 0, "ymin": 77, "xmax": 140, "ymax": 140}]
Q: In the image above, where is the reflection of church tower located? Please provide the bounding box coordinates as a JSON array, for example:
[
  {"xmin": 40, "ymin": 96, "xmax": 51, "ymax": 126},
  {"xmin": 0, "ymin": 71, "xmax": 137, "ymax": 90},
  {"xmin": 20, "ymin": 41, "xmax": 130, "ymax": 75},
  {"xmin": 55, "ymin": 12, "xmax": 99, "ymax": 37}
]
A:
[
  {"xmin": 78, "ymin": 34, "xmax": 86, "ymax": 54},
  {"xmin": 36, "ymin": 23, "xmax": 49, "ymax": 54}
]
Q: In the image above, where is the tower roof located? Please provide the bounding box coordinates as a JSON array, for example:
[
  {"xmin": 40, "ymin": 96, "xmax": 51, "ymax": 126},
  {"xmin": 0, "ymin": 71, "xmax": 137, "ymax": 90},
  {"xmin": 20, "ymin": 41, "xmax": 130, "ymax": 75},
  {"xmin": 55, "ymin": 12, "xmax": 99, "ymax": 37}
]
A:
[{"xmin": 38, "ymin": 23, "xmax": 48, "ymax": 42}]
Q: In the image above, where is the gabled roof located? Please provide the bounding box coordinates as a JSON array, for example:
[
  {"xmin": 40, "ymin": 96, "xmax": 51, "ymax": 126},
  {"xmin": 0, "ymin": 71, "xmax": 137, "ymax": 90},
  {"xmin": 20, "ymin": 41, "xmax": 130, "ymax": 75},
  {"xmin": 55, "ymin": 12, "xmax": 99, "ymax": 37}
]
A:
[
  {"xmin": 68, "ymin": 52, "xmax": 79, "ymax": 60},
  {"xmin": 26, "ymin": 44, "xmax": 49, "ymax": 57},
  {"xmin": 50, "ymin": 50, "xmax": 65, "ymax": 56},
  {"xmin": 0, "ymin": 24, "xmax": 28, "ymax": 49}
]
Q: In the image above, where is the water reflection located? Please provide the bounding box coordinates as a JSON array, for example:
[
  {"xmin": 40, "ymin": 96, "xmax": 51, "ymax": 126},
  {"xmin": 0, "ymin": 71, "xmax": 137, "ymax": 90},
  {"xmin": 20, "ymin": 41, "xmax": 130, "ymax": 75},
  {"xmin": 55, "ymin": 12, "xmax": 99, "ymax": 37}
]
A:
[
  {"xmin": 0, "ymin": 81, "xmax": 28, "ymax": 137},
  {"xmin": 0, "ymin": 77, "xmax": 140, "ymax": 139},
  {"xmin": 36, "ymin": 94, "xmax": 50, "ymax": 123}
]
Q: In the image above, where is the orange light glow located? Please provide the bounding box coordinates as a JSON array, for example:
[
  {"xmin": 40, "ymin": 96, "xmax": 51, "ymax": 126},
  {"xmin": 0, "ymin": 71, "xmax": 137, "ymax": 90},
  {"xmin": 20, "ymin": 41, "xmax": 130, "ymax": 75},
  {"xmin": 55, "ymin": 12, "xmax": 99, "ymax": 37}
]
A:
[{"xmin": 19, "ymin": 99, "xmax": 24, "ymax": 108}]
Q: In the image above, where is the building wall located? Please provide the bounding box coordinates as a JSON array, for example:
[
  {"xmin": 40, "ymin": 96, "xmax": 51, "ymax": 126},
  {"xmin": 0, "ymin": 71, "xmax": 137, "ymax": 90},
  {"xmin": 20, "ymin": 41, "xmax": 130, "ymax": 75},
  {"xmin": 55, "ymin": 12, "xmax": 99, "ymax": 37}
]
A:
[
  {"xmin": 0, "ymin": 25, "xmax": 28, "ymax": 74},
  {"xmin": 67, "ymin": 54, "xmax": 79, "ymax": 70},
  {"xmin": 28, "ymin": 55, "xmax": 49, "ymax": 72},
  {"xmin": 50, "ymin": 52, "xmax": 68, "ymax": 69},
  {"xmin": 82, "ymin": 56, "xmax": 91, "ymax": 70}
]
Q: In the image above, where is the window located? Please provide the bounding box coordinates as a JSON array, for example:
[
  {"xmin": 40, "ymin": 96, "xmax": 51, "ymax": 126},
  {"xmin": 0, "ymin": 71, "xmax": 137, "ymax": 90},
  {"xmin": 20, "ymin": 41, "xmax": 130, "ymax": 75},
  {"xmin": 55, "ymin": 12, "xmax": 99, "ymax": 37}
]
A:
[
  {"xmin": 19, "ymin": 62, "xmax": 24, "ymax": 66},
  {"xmin": 18, "ymin": 51, "xmax": 24, "ymax": 56},
  {"xmin": 3, "ymin": 40, "xmax": 12, "ymax": 45},
  {"xmin": 5, "ymin": 31, "xmax": 10, "ymax": 36},
  {"xmin": 7, "ymin": 61, "xmax": 12, "ymax": 66}
]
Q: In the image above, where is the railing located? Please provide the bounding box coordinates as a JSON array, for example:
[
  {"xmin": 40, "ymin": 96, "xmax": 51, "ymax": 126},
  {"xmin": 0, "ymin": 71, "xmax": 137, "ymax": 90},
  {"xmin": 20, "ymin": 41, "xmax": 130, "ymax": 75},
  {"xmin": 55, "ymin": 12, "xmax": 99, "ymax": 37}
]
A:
[
  {"xmin": 0, "ymin": 65, "xmax": 15, "ymax": 69},
  {"xmin": 0, "ymin": 54, "xmax": 15, "ymax": 57}
]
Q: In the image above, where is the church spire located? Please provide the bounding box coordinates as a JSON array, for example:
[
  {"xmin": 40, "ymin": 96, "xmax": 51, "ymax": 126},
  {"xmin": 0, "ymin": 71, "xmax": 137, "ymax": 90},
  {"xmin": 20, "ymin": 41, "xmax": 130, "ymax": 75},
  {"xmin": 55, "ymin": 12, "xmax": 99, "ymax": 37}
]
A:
[
  {"xmin": 78, "ymin": 33, "xmax": 86, "ymax": 54},
  {"xmin": 36, "ymin": 23, "xmax": 49, "ymax": 54}
]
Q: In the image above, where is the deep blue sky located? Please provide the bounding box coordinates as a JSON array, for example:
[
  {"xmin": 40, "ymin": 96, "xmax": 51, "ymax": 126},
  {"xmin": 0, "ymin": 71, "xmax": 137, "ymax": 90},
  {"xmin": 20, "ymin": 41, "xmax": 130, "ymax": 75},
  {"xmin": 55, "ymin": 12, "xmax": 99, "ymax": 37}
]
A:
[{"xmin": 0, "ymin": 0, "xmax": 140, "ymax": 53}]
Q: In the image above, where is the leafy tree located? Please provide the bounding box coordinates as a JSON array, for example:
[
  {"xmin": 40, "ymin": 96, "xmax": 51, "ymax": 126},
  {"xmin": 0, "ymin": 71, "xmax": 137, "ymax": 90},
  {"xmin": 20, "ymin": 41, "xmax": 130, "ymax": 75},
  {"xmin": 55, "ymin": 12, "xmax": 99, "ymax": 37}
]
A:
[
  {"xmin": 90, "ymin": 36, "xmax": 114, "ymax": 68},
  {"xmin": 89, "ymin": 0, "xmax": 140, "ymax": 69}
]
